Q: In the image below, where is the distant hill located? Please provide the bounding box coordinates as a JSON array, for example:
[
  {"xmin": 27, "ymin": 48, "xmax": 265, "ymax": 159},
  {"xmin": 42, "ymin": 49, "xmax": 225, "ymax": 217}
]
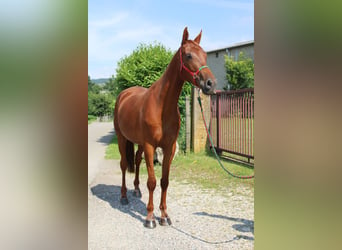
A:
[{"xmin": 92, "ymin": 78, "xmax": 110, "ymax": 84}]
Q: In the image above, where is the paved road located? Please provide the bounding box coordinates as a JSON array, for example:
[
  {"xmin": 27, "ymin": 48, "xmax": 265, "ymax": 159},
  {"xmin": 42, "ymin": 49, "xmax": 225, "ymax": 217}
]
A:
[
  {"xmin": 88, "ymin": 121, "xmax": 115, "ymax": 184},
  {"xmin": 88, "ymin": 121, "xmax": 254, "ymax": 249}
]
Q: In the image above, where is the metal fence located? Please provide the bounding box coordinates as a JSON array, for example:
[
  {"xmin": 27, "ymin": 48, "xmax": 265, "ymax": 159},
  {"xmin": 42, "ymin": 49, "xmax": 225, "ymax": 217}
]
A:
[{"xmin": 210, "ymin": 88, "xmax": 254, "ymax": 163}]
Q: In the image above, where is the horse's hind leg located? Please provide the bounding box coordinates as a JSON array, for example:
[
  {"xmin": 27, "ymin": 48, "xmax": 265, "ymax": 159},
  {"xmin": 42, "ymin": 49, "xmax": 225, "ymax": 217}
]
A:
[
  {"xmin": 133, "ymin": 145, "xmax": 143, "ymax": 198},
  {"xmin": 117, "ymin": 132, "xmax": 129, "ymax": 205}
]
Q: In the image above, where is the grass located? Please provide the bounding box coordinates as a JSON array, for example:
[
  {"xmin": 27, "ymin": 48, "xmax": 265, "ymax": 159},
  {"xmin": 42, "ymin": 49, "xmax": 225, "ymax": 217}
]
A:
[
  {"xmin": 88, "ymin": 115, "xmax": 97, "ymax": 124},
  {"xmin": 171, "ymin": 151, "xmax": 254, "ymax": 189},
  {"xmin": 106, "ymin": 134, "xmax": 254, "ymax": 194},
  {"xmin": 105, "ymin": 135, "xmax": 121, "ymax": 159}
]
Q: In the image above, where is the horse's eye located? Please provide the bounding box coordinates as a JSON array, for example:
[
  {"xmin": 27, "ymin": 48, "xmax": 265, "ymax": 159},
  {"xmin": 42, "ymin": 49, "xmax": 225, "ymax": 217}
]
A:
[{"xmin": 186, "ymin": 53, "xmax": 192, "ymax": 60}]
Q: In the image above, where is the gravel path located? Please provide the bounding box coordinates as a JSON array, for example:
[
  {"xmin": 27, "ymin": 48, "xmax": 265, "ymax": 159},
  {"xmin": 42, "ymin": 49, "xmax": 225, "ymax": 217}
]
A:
[{"xmin": 88, "ymin": 122, "xmax": 254, "ymax": 249}]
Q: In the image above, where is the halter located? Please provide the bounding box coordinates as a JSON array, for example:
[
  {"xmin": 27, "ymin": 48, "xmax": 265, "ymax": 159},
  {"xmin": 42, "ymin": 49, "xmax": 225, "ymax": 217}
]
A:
[{"xmin": 179, "ymin": 49, "xmax": 209, "ymax": 84}]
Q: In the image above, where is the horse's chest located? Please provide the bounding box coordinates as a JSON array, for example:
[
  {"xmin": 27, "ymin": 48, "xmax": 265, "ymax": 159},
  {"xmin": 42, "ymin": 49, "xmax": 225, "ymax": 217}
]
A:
[{"xmin": 143, "ymin": 116, "xmax": 179, "ymax": 143}]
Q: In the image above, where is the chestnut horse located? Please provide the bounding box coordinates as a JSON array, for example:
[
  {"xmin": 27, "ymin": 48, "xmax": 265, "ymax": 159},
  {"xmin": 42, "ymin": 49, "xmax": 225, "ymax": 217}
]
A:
[{"xmin": 114, "ymin": 27, "xmax": 217, "ymax": 228}]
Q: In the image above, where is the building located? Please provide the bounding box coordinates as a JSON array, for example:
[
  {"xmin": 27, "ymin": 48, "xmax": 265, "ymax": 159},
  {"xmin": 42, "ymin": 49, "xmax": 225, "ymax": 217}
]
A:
[{"xmin": 206, "ymin": 40, "xmax": 254, "ymax": 90}]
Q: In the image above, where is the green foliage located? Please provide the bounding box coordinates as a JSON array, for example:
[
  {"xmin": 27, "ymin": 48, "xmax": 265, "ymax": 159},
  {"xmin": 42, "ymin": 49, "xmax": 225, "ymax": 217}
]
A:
[
  {"xmin": 88, "ymin": 115, "xmax": 97, "ymax": 124},
  {"xmin": 88, "ymin": 75, "xmax": 114, "ymax": 118},
  {"xmin": 114, "ymin": 43, "xmax": 192, "ymax": 152},
  {"xmin": 103, "ymin": 77, "xmax": 116, "ymax": 96},
  {"xmin": 88, "ymin": 92, "xmax": 112, "ymax": 117},
  {"xmin": 178, "ymin": 82, "xmax": 192, "ymax": 151},
  {"xmin": 114, "ymin": 42, "xmax": 174, "ymax": 96},
  {"xmin": 88, "ymin": 75, "xmax": 101, "ymax": 94},
  {"xmin": 88, "ymin": 114, "xmax": 96, "ymax": 120},
  {"xmin": 224, "ymin": 52, "xmax": 254, "ymax": 90}
]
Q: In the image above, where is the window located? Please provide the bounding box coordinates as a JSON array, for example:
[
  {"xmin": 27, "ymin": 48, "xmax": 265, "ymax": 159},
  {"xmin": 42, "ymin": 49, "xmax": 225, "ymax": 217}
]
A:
[{"xmin": 215, "ymin": 52, "xmax": 219, "ymax": 58}]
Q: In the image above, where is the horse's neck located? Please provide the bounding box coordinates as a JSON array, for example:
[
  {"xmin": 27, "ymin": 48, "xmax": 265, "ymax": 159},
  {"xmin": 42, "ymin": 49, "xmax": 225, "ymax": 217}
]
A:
[{"xmin": 156, "ymin": 50, "xmax": 184, "ymax": 113}]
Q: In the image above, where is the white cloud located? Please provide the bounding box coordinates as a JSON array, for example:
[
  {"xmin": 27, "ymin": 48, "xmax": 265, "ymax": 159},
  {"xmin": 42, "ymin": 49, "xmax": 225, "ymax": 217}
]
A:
[
  {"xmin": 89, "ymin": 12, "xmax": 129, "ymax": 28},
  {"xmin": 88, "ymin": 11, "xmax": 180, "ymax": 78}
]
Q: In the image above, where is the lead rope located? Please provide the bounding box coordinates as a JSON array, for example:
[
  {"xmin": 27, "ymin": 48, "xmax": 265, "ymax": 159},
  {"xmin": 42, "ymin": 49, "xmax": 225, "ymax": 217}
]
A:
[{"xmin": 197, "ymin": 90, "xmax": 254, "ymax": 179}]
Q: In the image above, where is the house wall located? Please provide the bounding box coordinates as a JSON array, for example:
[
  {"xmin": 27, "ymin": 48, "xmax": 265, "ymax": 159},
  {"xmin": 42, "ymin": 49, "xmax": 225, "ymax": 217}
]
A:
[
  {"xmin": 206, "ymin": 42, "xmax": 254, "ymax": 90},
  {"xmin": 228, "ymin": 44, "xmax": 254, "ymax": 62},
  {"xmin": 206, "ymin": 49, "xmax": 227, "ymax": 90}
]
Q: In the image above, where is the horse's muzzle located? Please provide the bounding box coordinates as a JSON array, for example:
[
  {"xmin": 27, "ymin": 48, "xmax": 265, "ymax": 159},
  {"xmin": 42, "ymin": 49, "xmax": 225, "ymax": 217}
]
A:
[{"xmin": 201, "ymin": 78, "xmax": 216, "ymax": 95}]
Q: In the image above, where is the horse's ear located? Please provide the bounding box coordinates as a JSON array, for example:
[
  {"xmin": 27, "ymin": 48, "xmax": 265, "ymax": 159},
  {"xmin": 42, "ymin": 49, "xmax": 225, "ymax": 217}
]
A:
[
  {"xmin": 182, "ymin": 27, "xmax": 189, "ymax": 45},
  {"xmin": 194, "ymin": 30, "xmax": 202, "ymax": 44}
]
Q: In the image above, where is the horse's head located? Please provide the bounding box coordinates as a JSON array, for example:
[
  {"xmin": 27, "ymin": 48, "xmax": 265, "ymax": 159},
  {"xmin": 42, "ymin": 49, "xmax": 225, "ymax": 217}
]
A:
[{"xmin": 179, "ymin": 27, "xmax": 217, "ymax": 95}]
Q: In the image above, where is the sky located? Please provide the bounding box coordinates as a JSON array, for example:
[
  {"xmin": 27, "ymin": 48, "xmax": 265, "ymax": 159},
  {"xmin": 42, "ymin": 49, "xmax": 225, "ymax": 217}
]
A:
[{"xmin": 88, "ymin": 0, "xmax": 254, "ymax": 79}]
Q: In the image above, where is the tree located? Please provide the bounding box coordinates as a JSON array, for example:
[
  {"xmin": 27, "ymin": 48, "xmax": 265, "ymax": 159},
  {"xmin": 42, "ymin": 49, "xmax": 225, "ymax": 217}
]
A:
[
  {"xmin": 88, "ymin": 75, "xmax": 101, "ymax": 94},
  {"xmin": 88, "ymin": 76, "xmax": 114, "ymax": 117},
  {"xmin": 88, "ymin": 92, "xmax": 112, "ymax": 117},
  {"xmin": 114, "ymin": 43, "xmax": 171, "ymax": 95},
  {"xmin": 224, "ymin": 52, "xmax": 254, "ymax": 90},
  {"xmin": 104, "ymin": 77, "xmax": 116, "ymax": 96}
]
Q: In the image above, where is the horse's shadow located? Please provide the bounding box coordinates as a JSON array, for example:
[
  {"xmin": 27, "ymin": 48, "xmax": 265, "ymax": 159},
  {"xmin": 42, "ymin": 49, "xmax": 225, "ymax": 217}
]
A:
[
  {"xmin": 91, "ymin": 184, "xmax": 147, "ymax": 224},
  {"xmin": 96, "ymin": 130, "xmax": 115, "ymax": 145},
  {"xmin": 194, "ymin": 212, "xmax": 254, "ymax": 237}
]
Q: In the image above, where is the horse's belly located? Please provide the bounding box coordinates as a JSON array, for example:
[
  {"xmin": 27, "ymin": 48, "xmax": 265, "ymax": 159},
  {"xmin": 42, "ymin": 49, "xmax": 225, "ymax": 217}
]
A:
[{"xmin": 117, "ymin": 107, "xmax": 143, "ymax": 143}]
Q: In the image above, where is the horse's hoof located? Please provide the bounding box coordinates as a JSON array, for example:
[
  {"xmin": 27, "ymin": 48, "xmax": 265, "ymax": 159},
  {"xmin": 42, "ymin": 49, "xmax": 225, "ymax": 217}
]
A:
[
  {"xmin": 133, "ymin": 189, "xmax": 142, "ymax": 198},
  {"xmin": 144, "ymin": 219, "xmax": 156, "ymax": 229},
  {"xmin": 159, "ymin": 217, "xmax": 172, "ymax": 226},
  {"xmin": 120, "ymin": 197, "xmax": 129, "ymax": 205}
]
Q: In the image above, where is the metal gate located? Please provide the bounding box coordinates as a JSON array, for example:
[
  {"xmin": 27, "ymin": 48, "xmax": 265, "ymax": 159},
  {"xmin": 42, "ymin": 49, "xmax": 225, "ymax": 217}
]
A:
[{"xmin": 210, "ymin": 88, "xmax": 254, "ymax": 163}]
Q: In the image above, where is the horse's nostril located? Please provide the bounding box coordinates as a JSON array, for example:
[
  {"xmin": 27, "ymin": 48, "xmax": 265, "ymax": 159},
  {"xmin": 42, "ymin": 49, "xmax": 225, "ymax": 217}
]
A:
[{"xmin": 206, "ymin": 79, "xmax": 212, "ymax": 89}]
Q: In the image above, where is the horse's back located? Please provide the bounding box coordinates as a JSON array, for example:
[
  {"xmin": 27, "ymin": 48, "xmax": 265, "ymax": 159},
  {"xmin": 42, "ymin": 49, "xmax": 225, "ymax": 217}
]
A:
[
  {"xmin": 116, "ymin": 86, "xmax": 147, "ymax": 109},
  {"xmin": 117, "ymin": 86, "xmax": 147, "ymax": 102}
]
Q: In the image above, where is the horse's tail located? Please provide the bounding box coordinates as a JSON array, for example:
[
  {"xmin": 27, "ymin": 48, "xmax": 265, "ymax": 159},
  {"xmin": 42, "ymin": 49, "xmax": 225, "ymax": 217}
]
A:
[{"xmin": 126, "ymin": 140, "xmax": 135, "ymax": 173}]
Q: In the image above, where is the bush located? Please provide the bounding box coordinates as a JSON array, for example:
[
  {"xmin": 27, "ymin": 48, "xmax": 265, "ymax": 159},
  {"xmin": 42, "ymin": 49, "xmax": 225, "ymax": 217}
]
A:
[
  {"xmin": 88, "ymin": 76, "xmax": 115, "ymax": 119},
  {"xmin": 224, "ymin": 52, "xmax": 254, "ymax": 90},
  {"xmin": 88, "ymin": 115, "xmax": 96, "ymax": 120},
  {"xmin": 114, "ymin": 43, "xmax": 173, "ymax": 96},
  {"xmin": 88, "ymin": 92, "xmax": 112, "ymax": 117}
]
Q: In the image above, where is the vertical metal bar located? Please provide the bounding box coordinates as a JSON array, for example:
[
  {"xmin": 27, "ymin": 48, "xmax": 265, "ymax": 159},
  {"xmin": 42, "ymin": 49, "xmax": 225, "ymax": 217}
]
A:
[
  {"xmin": 243, "ymin": 92, "xmax": 246, "ymax": 155},
  {"xmin": 222, "ymin": 93, "xmax": 225, "ymax": 150},
  {"xmin": 210, "ymin": 96, "xmax": 213, "ymax": 143},
  {"xmin": 234, "ymin": 93, "xmax": 237, "ymax": 153},
  {"xmin": 251, "ymin": 92, "xmax": 254, "ymax": 157},
  {"xmin": 236, "ymin": 94, "xmax": 241, "ymax": 152},
  {"xmin": 248, "ymin": 91, "xmax": 251, "ymax": 156},
  {"xmin": 211, "ymin": 95, "xmax": 216, "ymax": 146},
  {"xmin": 240, "ymin": 93, "xmax": 242, "ymax": 154},
  {"xmin": 238, "ymin": 93, "xmax": 241, "ymax": 154},
  {"xmin": 232, "ymin": 93, "xmax": 234, "ymax": 152},
  {"xmin": 224, "ymin": 93, "xmax": 228, "ymax": 150},
  {"xmin": 216, "ymin": 93, "xmax": 221, "ymax": 149},
  {"xmin": 227, "ymin": 93, "xmax": 229, "ymax": 150},
  {"xmin": 185, "ymin": 96, "xmax": 191, "ymax": 153},
  {"xmin": 231, "ymin": 92, "xmax": 233, "ymax": 151}
]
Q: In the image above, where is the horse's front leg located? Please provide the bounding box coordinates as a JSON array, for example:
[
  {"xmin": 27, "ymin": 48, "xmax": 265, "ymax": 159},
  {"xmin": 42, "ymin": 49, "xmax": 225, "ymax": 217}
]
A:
[
  {"xmin": 143, "ymin": 143, "xmax": 157, "ymax": 229},
  {"xmin": 159, "ymin": 142, "xmax": 176, "ymax": 226}
]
